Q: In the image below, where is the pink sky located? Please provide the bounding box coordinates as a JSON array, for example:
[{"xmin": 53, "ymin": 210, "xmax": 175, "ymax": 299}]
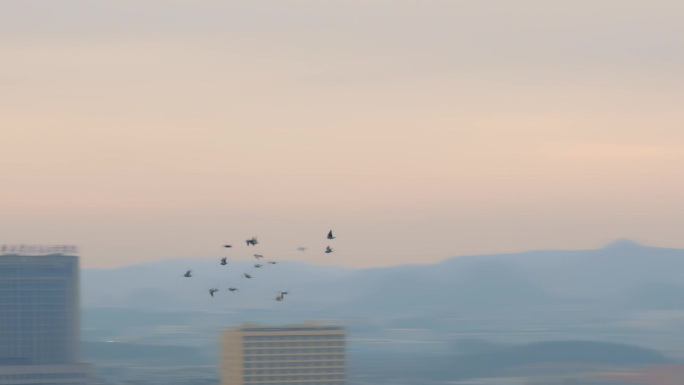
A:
[{"xmin": 1, "ymin": 1, "xmax": 683, "ymax": 268}]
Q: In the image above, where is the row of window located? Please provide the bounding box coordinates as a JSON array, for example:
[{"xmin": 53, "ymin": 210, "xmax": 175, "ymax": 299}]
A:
[
  {"xmin": 0, "ymin": 302, "xmax": 71, "ymax": 306},
  {"xmin": 0, "ymin": 308, "xmax": 72, "ymax": 311},
  {"xmin": 0, "ymin": 276, "xmax": 73, "ymax": 281},
  {"xmin": 0, "ymin": 316, "xmax": 71, "ymax": 320},
  {"xmin": 243, "ymin": 341, "xmax": 344, "ymax": 348},
  {"xmin": 244, "ymin": 348, "xmax": 345, "ymax": 355},
  {"xmin": 0, "ymin": 373, "xmax": 87, "ymax": 380},
  {"xmin": 0, "ymin": 266, "xmax": 74, "ymax": 274},
  {"xmin": 0, "ymin": 295, "xmax": 70, "ymax": 298},
  {"xmin": 0, "ymin": 286, "xmax": 71, "ymax": 291},
  {"xmin": 0, "ymin": 329, "xmax": 70, "ymax": 332},
  {"xmin": 244, "ymin": 375, "xmax": 345, "ymax": 382},
  {"xmin": 0, "ymin": 304, "xmax": 71, "ymax": 308},
  {"xmin": 0, "ymin": 328, "xmax": 70, "ymax": 332},
  {"xmin": 0, "ymin": 296, "xmax": 71, "ymax": 300},
  {"xmin": 0, "ymin": 330, "xmax": 71, "ymax": 334},
  {"xmin": 0, "ymin": 264, "xmax": 73, "ymax": 269},
  {"xmin": 0, "ymin": 383, "xmax": 85, "ymax": 385},
  {"xmin": 0, "ymin": 309, "xmax": 72, "ymax": 313},
  {"xmin": 244, "ymin": 362, "xmax": 345, "ymax": 369},
  {"xmin": 0, "ymin": 288, "xmax": 70, "ymax": 291},
  {"xmin": 0, "ymin": 293, "xmax": 72, "ymax": 296},
  {"xmin": 0, "ymin": 307, "xmax": 72, "ymax": 311},
  {"xmin": 0, "ymin": 334, "xmax": 70, "ymax": 337},
  {"xmin": 0, "ymin": 289, "xmax": 71, "ymax": 292},
  {"xmin": 0, "ymin": 317, "xmax": 71, "ymax": 321},
  {"xmin": 243, "ymin": 368, "xmax": 344, "ymax": 375},
  {"xmin": 246, "ymin": 382, "xmax": 343, "ymax": 385},
  {"xmin": 244, "ymin": 354, "xmax": 345, "ymax": 362},
  {"xmin": 243, "ymin": 335, "xmax": 344, "ymax": 341},
  {"xmin": 241, "ymin": 327, "xmax": 342, "ymax": 332},
  {"xmin": 0, "ymin": 290, "xmax": 74, "ymax": 292},
  {"xmin": 0, "ymin": 315, "xmax": 71, "ymax": 318}
]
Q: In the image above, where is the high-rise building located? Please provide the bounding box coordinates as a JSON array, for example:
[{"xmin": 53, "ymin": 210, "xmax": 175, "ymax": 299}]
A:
[
  {"xmin": 220, "ymin": 323, "xmax": 346, "ymax": 385},
  {"xmin": 0, "ymin": 248, "xmax": 94, "ymax": 384}
]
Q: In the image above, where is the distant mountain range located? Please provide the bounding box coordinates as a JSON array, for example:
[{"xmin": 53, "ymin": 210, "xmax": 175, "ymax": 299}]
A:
[
  {"xmin": 82, "ymin": 239, "xmax": 684, "ymax": 316},
  {"xmin": 80, "ymin": 240, "xmax": 684, "ymax": 377}
]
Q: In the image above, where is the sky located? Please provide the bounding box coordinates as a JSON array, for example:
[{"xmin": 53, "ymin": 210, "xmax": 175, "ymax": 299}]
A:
[{"xmin": 1, "ymin": 0, "xmax": 683, "ymax": 268}]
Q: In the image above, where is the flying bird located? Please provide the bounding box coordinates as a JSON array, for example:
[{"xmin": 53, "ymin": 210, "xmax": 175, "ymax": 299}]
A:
[
  {"xmin": 184, "ymin": 270, "xmax": 192, "ymax": 277},
  {"xmin": 296, "ymin": 247, "xmax": 308, "ymax": 252},
  {"xmin": 228, "ymin": 287, "xmax": 239, "ymax": 292},
  {"xmin": 253, "ymin": 254, "xmax": 263, "ymax": 260},
  {"xmin": 246, "ymin": 237, "xmax": 258, "ymax": 246},
  {"xmin": 267, "ymin": 261, "xmax": 277, "ymax": 265},
  {"xmin": 244, "ymin": 273, "xmax": 252, "ymax": 279},
  {"xmin": 327, "ymin": 230, "xmax": 335, "ymax": 240},
  {"xmin": 325, "ymin": 246, "xmax": 333, "ymax": 254},
  {"xmin": 220, "ymin": 258, "xmax": 227, "ymax": 266},
  {"xmin": 209, "ymin": 288, "xmax": 218, "ymax": 297},
  {"xmin": 254, "ymin": 264, "xmax": 263, "ymax": 268},
  {"xmin": 223, "ymin": 244, "xmax": 232, "ymax": 248}
]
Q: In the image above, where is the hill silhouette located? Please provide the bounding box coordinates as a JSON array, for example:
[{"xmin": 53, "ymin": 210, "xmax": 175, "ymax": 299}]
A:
[{"xmin": 81, "ymin": 239, "xmax": 684, "ymax": 316}]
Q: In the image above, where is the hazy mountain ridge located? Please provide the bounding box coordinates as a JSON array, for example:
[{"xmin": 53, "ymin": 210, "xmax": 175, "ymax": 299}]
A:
[
  {"xmin": 82, "ymin": 239, "xmax": 684, "ymax": 314},
  {"xmin": 80, "ymin": 240, "xmax": 684, "ymax": 380}
]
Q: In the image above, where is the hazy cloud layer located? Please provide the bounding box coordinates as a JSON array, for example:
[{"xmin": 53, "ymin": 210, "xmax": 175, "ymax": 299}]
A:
[{"xmin": 1, "ymin": 1, "xmax": 683, "ymax": 267}]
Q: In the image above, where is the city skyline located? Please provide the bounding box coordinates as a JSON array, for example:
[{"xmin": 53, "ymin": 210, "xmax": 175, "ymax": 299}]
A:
[{"xmin": 3, "ymin": 2, "xmax": 683, "ymax": 385}]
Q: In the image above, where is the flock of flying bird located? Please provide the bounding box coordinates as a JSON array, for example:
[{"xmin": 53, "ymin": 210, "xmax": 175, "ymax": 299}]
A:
[{"xmin": 182, "ymin": 230, "xmax": 337, "ymax": 302}]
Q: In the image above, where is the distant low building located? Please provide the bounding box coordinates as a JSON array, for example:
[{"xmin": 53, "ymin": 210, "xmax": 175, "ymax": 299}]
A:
[
  {"xmin": 220, "ymin": 322, "xmax": 346, "ymax": 385},
  {"xmin": 0, "ymin": 251, "xmax": 94, "ymax": 384}
]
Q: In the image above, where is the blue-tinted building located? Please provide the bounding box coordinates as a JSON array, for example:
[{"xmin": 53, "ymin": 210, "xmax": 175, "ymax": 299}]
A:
[{"xmin": 0, "ymin": 252, "xmax": 93, "ymax": 384}]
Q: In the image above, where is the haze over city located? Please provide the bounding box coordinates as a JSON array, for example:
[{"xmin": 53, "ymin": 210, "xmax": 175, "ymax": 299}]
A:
[
  {"xmin": 2, "ymin": 0, "xmax": 683, "ymax": 270},
  {"xmin": 4, "ymin": 2, "xmax": 684, "ymax": 385}
]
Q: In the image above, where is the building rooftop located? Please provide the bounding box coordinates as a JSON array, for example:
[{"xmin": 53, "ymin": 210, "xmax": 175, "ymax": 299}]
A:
[{"xmin": 233, "ymin": 322, "xmax": 344, "ymax": 333}]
